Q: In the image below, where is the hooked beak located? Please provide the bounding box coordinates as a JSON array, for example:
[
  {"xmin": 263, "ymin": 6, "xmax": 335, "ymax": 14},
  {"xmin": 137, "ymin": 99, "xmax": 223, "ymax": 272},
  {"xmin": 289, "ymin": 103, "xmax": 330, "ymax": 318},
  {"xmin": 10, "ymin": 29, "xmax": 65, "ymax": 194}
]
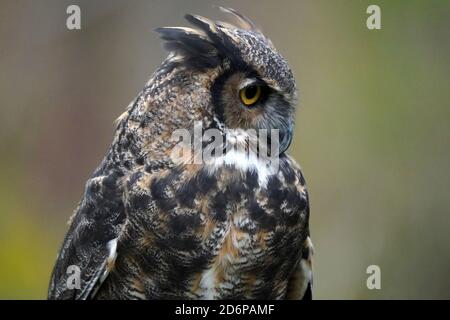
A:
[
  {"xmin": 264, "ymin": 124, "xmax": 293, "ymax": 157},
  {"xmin": 279, "ymin": 125, "xmax": 293, "ymax": 154}
]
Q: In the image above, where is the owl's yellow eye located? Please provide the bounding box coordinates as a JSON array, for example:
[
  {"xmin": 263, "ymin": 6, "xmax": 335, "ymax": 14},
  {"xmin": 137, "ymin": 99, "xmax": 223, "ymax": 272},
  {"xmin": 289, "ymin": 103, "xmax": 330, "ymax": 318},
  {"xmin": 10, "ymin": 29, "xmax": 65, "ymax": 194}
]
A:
[{"xmin": 239, "ymin": 85, "xmax": 262, "ymax": 106}]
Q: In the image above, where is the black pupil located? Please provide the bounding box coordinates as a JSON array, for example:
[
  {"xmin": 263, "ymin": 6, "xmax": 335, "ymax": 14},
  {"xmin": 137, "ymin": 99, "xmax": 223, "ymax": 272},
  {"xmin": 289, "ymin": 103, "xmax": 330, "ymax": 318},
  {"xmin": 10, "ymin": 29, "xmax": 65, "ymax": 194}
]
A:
[{"xmin": 245, "ymin": 85, "xmax": 258, "ymax": 100}]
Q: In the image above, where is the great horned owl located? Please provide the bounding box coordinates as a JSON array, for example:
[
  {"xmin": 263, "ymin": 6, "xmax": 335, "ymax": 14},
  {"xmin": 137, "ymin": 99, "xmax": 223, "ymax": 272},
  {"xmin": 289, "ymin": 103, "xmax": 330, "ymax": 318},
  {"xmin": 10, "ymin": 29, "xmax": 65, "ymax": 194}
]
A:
[{"xmin": 48, "ymin": 8, "xmax": 313, "ymax": 300}]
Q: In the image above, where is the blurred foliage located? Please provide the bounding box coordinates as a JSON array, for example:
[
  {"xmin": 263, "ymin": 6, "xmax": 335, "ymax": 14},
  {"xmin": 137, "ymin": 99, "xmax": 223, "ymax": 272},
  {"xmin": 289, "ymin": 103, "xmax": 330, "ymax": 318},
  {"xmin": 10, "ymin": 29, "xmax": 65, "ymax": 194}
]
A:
[{"xmin": 0, "ymin": 0, "xmax": 449, "ymax": 299}]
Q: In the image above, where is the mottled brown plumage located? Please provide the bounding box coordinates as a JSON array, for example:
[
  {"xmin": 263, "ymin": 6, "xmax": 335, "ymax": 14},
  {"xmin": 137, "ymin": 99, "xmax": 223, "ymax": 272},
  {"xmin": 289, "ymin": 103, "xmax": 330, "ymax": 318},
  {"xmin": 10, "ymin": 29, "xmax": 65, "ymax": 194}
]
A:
[{"xmin": 48, "ymin": 8, "xmax": 313, "ymax": 300}]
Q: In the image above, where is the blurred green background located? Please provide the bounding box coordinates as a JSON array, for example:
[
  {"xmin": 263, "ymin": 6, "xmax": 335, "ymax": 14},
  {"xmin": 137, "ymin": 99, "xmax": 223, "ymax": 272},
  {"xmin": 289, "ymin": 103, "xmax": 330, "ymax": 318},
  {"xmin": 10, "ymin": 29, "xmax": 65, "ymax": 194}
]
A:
[{"xmin": 0, "ymin": 0, "xmax": 449, "ymax": 299}]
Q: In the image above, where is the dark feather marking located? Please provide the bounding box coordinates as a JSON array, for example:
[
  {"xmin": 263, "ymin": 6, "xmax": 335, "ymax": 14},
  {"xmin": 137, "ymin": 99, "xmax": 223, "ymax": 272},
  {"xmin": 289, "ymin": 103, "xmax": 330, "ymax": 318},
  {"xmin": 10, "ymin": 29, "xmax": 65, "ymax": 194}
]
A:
[
  {"xmin": 211, "ymin": 191, "xmax": 228, "ymax": 222},
  {"xmin": 150, "ymin": 176, "xmax": 177, "ymax": 212},
  {"xmin": 169, "ymin": 213, "xmax": 201, "ymax": 234},
  {"xmin": 248, "ymin": 199, "xmax": 277, "ymax": 230},
  {"xmin": 245, "ymin": 169, "xmax": 259, "ymax": 190}
]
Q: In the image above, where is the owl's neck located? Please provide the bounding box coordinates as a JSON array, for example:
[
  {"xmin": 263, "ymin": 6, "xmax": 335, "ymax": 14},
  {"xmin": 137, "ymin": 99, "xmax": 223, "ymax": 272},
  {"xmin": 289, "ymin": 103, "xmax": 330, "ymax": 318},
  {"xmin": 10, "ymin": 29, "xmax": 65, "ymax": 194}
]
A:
[{"xmin": 107, "ymin": 61, "xmax": 222, "ymax": 172}]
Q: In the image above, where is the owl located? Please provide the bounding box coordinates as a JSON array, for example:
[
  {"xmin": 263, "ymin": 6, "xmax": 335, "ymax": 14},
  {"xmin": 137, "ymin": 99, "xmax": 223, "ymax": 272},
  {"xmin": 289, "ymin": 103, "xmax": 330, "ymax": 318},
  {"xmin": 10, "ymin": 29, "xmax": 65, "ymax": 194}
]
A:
[{"xmin": 48, "ymin": 8, "xmax": 313, "ymax": 300}]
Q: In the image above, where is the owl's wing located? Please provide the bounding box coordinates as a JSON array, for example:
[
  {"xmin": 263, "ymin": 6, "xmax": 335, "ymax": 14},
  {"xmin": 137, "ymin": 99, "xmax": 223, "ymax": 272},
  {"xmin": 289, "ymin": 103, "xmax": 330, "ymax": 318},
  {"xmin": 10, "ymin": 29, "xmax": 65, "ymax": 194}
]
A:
[
  {"xmin": 286, "ymin": 236, "xmax": 314, "ymax": 300},
  {"xmin": 283, "ymin": 157, "xmax": 313, "ymax": 300},
  {"xmin": 48, "ymin": 170, "xmax": 127, "ymax": 300}
]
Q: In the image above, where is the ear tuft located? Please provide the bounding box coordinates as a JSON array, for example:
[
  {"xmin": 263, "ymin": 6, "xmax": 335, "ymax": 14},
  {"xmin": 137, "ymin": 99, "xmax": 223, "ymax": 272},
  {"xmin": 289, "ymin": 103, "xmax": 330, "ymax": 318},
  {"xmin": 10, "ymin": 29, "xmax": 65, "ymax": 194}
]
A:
[
  {"xmin": 155, "ymin": 8, "xmax": 263, "ymax": 69},
  {"xmin": 218, "ymin": 7, "xmax": 257, "ymax": 32}
]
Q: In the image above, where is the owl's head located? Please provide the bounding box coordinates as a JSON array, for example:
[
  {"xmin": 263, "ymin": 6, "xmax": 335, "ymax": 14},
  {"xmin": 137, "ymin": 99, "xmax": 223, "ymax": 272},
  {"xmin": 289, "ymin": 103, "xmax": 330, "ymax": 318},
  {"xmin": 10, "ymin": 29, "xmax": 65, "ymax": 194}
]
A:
[{"xmin": 155, "ymin": 8, "xmax": 297, "ymax": 154}]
